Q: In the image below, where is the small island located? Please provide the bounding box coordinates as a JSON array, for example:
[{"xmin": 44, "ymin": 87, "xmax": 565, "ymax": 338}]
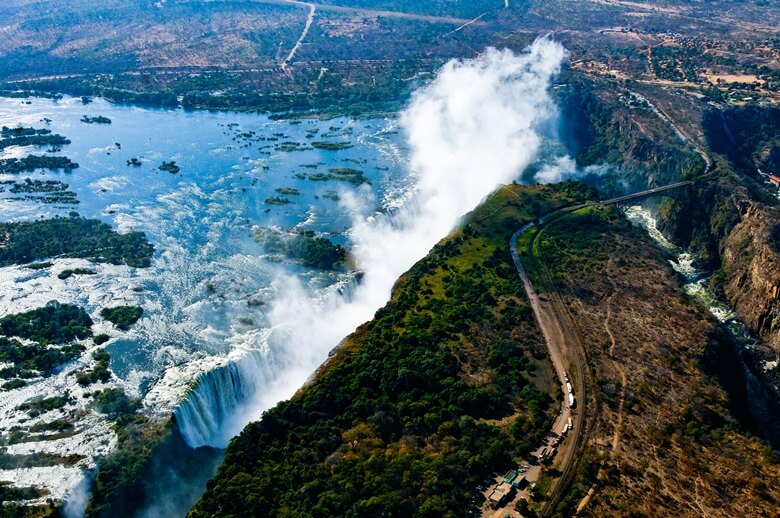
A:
[
  {"xmin": 57, "ymin": 268, "xmax": 96, "ymax": 280},
  {"xmin": 0, "ymin": 216, "xmax": 154, "ymax": 268},
  {"xmin": 264, "ymin": 196, "xmax": 292, "ymax": 205},
  {"xmin": 80, "ymin": 115, "xmax": 112, "ymax": 124},
  {"xmin": 0, "ymin": 155, "xmax": 79, "ymax": 174},
  {"xmin": 299, "ymin": 167, "xmax": 369, "ymax": 186},
  {"xmin": 159, "ymin": 161, "xmax": 180, "ymax": 174},
  {"xmin": 0, "ymin": 127, "xmax": 70, "ymax": 150},
  {"xmin": 311, "ymin": 141, "xmax": 353, "ymax": 151},
  {"xmin": 100, "ymin": 306, "xmax": 144, "ymax": 331}
]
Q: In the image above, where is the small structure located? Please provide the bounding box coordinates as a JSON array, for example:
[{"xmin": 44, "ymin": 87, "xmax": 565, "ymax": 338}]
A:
[
  {"xmin": 487, "ymin": 483, "xmax": 515, "ymax": 509},
  {"xmin": 502, "ymin": 470, "xmax": 518, "ymax": 485},
  {"xmin": 769, "ymin": 175, "xmax": 780, "ymax": 187}
]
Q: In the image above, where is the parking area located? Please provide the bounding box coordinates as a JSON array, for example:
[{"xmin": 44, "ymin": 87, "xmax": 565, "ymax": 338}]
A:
[{"xmin": 473, "ymin": 413, "xmax": 574, "ymax": 517}]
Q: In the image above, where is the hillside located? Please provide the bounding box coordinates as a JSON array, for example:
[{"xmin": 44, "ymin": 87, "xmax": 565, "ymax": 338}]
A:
[
  {"xmin": 190, "ymin": 183, "xmax": 594, "ymax": 516},
  {"xmin": 191, "ymin": 182, "xmax": 780, "ymax": 517},
  {"xmin": 524, "ymin": 206, "xmax": 780, "ymax": 516}
]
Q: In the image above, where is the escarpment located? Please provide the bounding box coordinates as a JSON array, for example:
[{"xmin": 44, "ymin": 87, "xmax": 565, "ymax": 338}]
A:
[{"xmin": 720, "ymin": 200, "xmax": 780, "ymax": 352}]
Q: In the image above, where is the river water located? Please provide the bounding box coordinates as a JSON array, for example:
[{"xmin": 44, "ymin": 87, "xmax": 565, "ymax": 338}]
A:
[
  {"xmin": 0, "ymin": 95, "xmax": 411, "ymax": 506},
  {"xmin": 625, "ymin": 205, "xmax": 780, "ymax": 446},
  {"xmin": 624, "ymin": 205, "xmax": 761, "ymax": 347}
]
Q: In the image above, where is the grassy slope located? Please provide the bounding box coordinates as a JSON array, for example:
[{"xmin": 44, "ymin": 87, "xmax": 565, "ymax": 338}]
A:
[{"xmin": 190, "ymin": 182, "xmax": 595, "ymax": 517}]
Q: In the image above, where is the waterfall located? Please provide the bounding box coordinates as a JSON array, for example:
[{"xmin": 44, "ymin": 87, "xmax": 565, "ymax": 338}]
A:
[{"xmin": 173, "ymin": 348, "xmax": 277, "ymax": 448}]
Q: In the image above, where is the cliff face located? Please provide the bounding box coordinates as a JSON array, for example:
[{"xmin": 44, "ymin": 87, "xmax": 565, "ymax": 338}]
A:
[
  {"xmin": 566, "ymin": 79, "xmax": 780, "ymax": 354},
  {"xmin": 721, "ymin": 200, "xmax": 780, "ymax": 352},
  {"xmin": 663, "ymin": 166, "xmax": 780, "ymax": 356},
  {"xmin": 534, "ymin": 207, "xmax": 780, "ymax": 517}
]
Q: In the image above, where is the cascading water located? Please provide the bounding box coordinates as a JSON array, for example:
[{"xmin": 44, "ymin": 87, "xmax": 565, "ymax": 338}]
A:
[
  {"xmin": 174, "ymin": 348, "xmax": 277, "ymax": 448},
  {"xmin": 625, "ymin": 204, "xmax": 780, "ymax": 446},
  {"xmin": 168, "ymin": 38, "xmax": 569, "ymax": 452}
]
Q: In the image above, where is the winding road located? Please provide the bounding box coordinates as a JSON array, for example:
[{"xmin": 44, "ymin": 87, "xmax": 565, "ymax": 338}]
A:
[
  {"xmin": 280, "ymin": 0, "xmax": 316, "ymax": 69},
  {"xmin": 509, "ymin": 204, "xmax": 591, "ymax": 515}
]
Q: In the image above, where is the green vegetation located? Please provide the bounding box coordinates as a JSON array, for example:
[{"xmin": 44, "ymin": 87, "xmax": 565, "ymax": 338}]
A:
[
  {"xmin": 17, "ymin": 395, "xmax": 70, "ymax": 418},
  {"xmin": 0, "ymin": 155, "xmax": 79, "ymax": 174},
  {"xmin": 0, "ymin": 302, "xmax": 93, "ymax": 344},
  {"xmin": 311, "ymin": 141, "xmax": 353, "ymax": 151},
  {"xmin": 192, "ymin": 183, "xmax": 594, "ymax": 517},
  {"xmin": 28, "ymin": 419, "xmax": 74, "ymax": 434},
  {"xmin": 26, "ymin": 262, "xmax": 52, "ymax": 270},
  {"xmin": 0, "ymin": 481, "xmax": 47, "ymax": 502},
  {"xmin": 255, "ymin": 230, "xmax": 346, "ymax": 270},
  {"xmin": 86, "ymin": 391, "xmax": 171, "ymax": 518},
  {"xmin": 100, "ymin": 306, "xmax": 143, "ymax": 331},
  {"xmin": 275, "ymin": 187, "xmax": 300, "ymax": 196},
  {"xmin": 0, "ymin": 216, "xmax": 154, "ymax": 268},
  {"xmin": 2, "ymin": 379, "xmax": 26, "ymax": 390},
  {"xmin": 275, "ymin": 142, "xmax": 312, "ymax": 152},
  {"xmin": 1, "ymin": 126, "xmax": 50, "ymax": 138},
  {"xmin": 7, "ymin": 179, "xmax": 78, "ymax": 208},
  {"xmin": 0, "ymin": 128, "xmax": 70, "ymax": 150},
  {"xmin": 264, "ymin": 196, "xmax": 291, "ymax": 205},
  {"xmin": 76, "ymin": 349, "xmax": 111, "ymax": 386},
  {"xmin": 126, "ymin": 158, "xmax": 142, "ymax": 167},
  {"xmin": 159, "ymin": 161, "xmax": 180, "ymax": 174},
  {"xmin": 80, "ymin": 115, "xmax": 112, "ymax": 124},
  {"xmin": 58, "ymin": 268, "xmax": 96, "ymax": 280},
  {"xmin": 92, "ymin": 388, "xmax": 139, "ymax": 419},
  {"xmin": 0, "ymin": 302, "xmax": 90, "ymax": 382},
  {"xmin": 0, "ymin": 451, "xmax": 84, "ymax": 469},
  {"xmin": 534, "ymin": 207, "xmax": 632, "ymax": 284},
  {"xmin": 322, "ymin": 190, "xmax": 340, "ymax": 201},
  {"xmin": 93, "ymin": 334, "xmax": 110, "ymax": 345},
  {"xmin": 299, "ymin": 167, "xmax": 370, "ymax": 185},
  {"xmin": 0, "ymin": 337, "xmax": 85, "ymax": 379},
  {"xmin": 286, "ymin": 236, "xmax": 346, "ymax": 270}
]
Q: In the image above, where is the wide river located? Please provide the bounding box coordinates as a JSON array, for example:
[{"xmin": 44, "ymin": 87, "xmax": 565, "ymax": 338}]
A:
[{"xmin": 0, "ymin": 95, "xmax": 411, "ymax": 511}]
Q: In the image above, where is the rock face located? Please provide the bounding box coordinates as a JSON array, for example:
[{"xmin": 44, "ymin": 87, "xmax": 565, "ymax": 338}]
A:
[
  {"xmin": 570, "ymin": 83, "xmax": 780, "ymax": 355},
  {"xmin": 721, "ymin": 200, "xmax": 780, "ymax": 352}
]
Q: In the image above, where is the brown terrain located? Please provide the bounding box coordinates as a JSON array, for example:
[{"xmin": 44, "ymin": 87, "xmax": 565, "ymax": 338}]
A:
[{"xmin": 535, "ymin": 207, "xmax": 780, "ymax": 517}]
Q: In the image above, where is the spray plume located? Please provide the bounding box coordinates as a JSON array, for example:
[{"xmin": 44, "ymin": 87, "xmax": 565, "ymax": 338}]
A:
[{"xmin": 178, "ymin": 38, "xmax": 567, "ymax": 448}]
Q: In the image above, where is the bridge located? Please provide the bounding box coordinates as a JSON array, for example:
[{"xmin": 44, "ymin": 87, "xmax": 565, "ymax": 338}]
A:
[{"xmin": 598, "ymin": 181, "xmax": 693, "ymax": 207}]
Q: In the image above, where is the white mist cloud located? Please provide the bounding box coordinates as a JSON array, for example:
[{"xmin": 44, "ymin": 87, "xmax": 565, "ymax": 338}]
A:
[
  {"xmin": 62, "ymin": 471, "xmax": 93, "ymax": 518},
  {"xmin": 186, "ymin": 38, "xmax": 568, "ymax": 447},
  {"xmin": 534, "ymin": 155, "xmax": 610, "ymax": 184}
]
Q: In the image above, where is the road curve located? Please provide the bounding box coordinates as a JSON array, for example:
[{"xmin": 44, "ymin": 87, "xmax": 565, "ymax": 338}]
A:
[{"xmin": 510, "ymin": 206, "xmax": 590, "ymax": 516}]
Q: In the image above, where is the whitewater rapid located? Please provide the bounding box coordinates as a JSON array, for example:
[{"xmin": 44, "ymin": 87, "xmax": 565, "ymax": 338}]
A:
[{"xmin": 167, "ymin": 39, "xmax": 570, "ymax": 449}]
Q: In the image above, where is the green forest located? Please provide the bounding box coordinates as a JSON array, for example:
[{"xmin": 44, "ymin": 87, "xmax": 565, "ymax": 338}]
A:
[
  {"xmin": 191, "ymin": 182, "xmax": 594, "ymax": 517},
  {"xmin": 100, "ymin": 306, "xmax": 143, "ymax": 331},
  {"xmin": 0, "ymin": 216, "xmax": 154, "ymax": 268}
]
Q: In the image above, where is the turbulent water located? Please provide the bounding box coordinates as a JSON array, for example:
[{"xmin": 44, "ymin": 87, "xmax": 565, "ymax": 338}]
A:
[
  {"xmin": 0, "ymin": 39, "xmax": 573, "ymax": 515},
  {"xmin": 624, "ymin": 206, "xmax": 747, "ymax": 329},
  {"xmin": 0, "ymin": 95, "xmax": 409, "ymax": 502},
  {"xmin": 625, "ymin": 205, "xmax": 780, "ymax": 445}
]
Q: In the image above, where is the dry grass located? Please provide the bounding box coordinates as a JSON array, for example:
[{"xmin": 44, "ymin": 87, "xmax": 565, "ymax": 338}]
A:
[{"xmin": 542, "ymin": 209, "xmax": 780, "ymax": 517}]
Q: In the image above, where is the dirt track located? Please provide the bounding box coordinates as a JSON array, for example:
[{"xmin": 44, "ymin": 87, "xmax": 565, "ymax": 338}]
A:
[{"xmin": 510, "ymin": 208, "xmax": 590, "ymax": 516}]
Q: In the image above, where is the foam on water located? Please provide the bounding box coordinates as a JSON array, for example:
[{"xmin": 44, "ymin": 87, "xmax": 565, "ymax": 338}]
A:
[{"xmin": 0, "ymin": 95, "xmax": 406, "ymax": 500}]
